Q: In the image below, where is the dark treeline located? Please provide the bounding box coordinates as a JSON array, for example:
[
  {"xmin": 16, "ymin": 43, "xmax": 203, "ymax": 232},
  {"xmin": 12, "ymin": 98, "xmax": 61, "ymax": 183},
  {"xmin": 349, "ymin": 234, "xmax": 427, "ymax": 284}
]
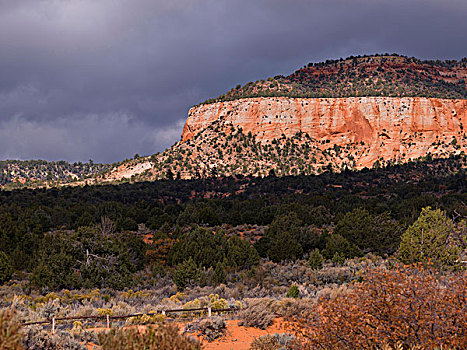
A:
[{"xmin": 0, "ymin": 156, "xmax": 465, "ymax": 291}]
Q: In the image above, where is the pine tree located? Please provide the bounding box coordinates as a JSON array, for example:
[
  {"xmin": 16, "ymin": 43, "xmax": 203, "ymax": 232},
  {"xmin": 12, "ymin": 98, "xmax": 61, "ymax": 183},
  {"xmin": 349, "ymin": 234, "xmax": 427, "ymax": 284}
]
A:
[
  {"xmin": 398, "ymin": 207, "xmax": 461, "ymax": 269},
  {"xmin": 173, "ymin": 257, "xmax": 200, "ymax": 290},
  {"xmin": 308, "ymin": 249, "xmax": 324, "ymax": 270}
]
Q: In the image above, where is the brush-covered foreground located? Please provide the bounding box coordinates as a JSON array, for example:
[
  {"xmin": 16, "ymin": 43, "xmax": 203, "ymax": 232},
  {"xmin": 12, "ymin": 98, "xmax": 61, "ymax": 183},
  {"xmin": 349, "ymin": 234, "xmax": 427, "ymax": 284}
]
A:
[{"xmin": 1, "ymin": 262, "xmax": 466, "ymax": 349}]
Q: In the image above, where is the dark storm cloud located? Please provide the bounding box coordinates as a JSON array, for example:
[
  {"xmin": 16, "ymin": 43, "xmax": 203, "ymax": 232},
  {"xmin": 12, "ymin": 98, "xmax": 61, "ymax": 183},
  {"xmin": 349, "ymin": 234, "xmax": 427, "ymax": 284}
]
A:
[{"xmin": 0, "ymin": 0, "xmax": 465, "ymax": 162}]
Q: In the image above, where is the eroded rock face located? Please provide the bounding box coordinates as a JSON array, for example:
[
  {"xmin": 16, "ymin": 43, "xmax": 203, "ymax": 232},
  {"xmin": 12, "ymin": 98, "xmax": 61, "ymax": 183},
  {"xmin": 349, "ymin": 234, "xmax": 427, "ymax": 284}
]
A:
[{"xmin": 182, "ymin": 97, "xmax": 467, "ymax": 166}]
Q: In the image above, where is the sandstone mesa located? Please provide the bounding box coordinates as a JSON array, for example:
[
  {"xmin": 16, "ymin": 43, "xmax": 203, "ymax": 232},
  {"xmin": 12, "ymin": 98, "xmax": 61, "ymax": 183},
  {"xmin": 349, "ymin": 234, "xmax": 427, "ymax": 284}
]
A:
[{"xmin": 182, "ymin": 96, "xmax": 466, "ymax": 169}]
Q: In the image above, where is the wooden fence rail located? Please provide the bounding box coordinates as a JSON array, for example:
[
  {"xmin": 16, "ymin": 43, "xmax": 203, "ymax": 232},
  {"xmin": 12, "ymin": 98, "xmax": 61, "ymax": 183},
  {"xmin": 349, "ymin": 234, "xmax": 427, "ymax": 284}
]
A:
[{"xmin": 22, "ymin": 306, "xmax": 240, "ymax": 334}]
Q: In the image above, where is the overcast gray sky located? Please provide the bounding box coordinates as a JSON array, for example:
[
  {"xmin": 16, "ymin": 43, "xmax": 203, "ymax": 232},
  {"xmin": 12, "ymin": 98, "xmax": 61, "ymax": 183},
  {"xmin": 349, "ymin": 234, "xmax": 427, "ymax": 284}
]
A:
[{"xmin": 0, "ymin": 0, "xmax": 466, "ymax": 163}]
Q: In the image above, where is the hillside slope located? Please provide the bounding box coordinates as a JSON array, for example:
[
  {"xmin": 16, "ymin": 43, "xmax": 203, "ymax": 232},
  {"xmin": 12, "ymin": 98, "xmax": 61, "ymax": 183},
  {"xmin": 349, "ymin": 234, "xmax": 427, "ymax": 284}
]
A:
[
  {"xmin": 0, "ymin": 160, "xmax": 109, "ymax": 189},
  {"xmin": 101, "ymin": 96, "xmax": 466, "ymax": 182},
  {"xmin": 203, "ymin": 54, "xmax": 467, "ymax": 103},
  {"xmin": 101, "ymin": 55, "xmax": 467, "ymax": 182}
]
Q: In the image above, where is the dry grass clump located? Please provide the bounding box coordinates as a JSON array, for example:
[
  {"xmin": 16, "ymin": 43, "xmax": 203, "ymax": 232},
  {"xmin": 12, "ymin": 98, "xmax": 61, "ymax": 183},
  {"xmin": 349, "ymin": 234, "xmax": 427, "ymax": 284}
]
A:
[
  {"xmin": 250, "ymin": 333, "xmax": 296, "ymax": 350},
  {"xmin": 273, "ymin": 297, "xmax": 314, "ymax": 319},
  {"xmin": 199, "ymin": 316, "xmax": 226, "ymax": 341},
  {"xmin": 22, "ymin": 326, "xmax": 87, "ymax": 350},
  {"xmin": 184, "ymin": 316, "xmax": 226, "ymax": 342},
  {"xmin": 97, "ymin": 323, "xmax": 201, "ymax": 350},
  {"xmin": 315, "ymin": 283, "xmax": 352, "ymax": 301},
  {"xmin": 239, "ymin": 298, "xmax": 275, "ymax": 330},
  {"xmin": 314, "ymin": 265, "xmax": 353, "ymax": 284}
]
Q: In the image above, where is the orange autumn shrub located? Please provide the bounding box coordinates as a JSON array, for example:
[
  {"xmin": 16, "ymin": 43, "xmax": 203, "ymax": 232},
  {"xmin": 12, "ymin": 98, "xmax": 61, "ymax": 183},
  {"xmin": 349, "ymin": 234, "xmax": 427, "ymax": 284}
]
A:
[
  {"xmin": 0, "ymin": 309, "xmax": 23, "ymax": 350},
  {"xmin": 295, "ymin": 264, "xmax": 466, "ymax": 350},
  {"xmin": 146, "ymin": 238, "xmax": 176, "ymax": 265}
]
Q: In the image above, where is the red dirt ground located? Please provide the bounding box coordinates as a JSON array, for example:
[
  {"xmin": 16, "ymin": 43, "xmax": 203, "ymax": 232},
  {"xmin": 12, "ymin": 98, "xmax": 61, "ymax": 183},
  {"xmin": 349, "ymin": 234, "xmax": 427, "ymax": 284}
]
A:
[
  {"xmin": 198, "ymin": 317, "xmax": 289, "ymax": 350},
  {"xmin": 84, "ymin": 317, "xmax": 290, "ymax": 349}
]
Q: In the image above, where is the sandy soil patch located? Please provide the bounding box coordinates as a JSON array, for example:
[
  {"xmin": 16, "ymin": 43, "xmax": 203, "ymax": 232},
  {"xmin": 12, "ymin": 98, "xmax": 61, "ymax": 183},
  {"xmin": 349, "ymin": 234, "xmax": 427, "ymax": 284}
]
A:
[
  {"xmin": 83, "ymin": 317, "xmax": 290, "ymax": 349},
  {"xmin": 198, "ymin": 318, "xmax": 289, "ymax": 350}
]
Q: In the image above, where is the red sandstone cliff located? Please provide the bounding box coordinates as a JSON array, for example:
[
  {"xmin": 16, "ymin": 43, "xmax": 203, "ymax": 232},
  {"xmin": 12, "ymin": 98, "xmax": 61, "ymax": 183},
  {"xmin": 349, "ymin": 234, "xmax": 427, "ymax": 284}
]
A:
[{"xmin": 182, "ymin": 97, "xmax": 467, "ymax": 168}]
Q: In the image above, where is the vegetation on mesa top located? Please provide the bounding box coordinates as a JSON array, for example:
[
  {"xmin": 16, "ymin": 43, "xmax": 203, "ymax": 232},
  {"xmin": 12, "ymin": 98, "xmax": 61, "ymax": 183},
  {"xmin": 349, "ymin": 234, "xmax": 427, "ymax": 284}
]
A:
[{"xmin": 200, "ymin": 54, "xmax": 467, "ymax": 104}]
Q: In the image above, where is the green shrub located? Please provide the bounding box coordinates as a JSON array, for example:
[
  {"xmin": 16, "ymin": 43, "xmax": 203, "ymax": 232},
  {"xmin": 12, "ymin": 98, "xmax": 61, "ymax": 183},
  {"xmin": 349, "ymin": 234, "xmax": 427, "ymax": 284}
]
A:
[
  {"xmin": 255, "ymin": 213, "xmax": 304, "ymax": 262},
  {"xmin": 398, "ymin": 207, "xmax": 462, "ymax": 269},
  {"xmin": 30, "ymin": 227, "xmax": 142, "ymax": 290},
  {"xmin": 117, "ymin": 217, "xmax": 138, "ymax": 231},
  {"xmin": 335, "ymin": 209, "xmax": 404, "ymax": 255},
  {"xmin": 323, "ymin": 234, "xmax": 361, "ymax": 260},
  {"xmin": 173, "ymin": 257, "xmax": 200, "ymax": 290},
  {"xmin": 286, "ymin": 284, "xmax": 300, "ymax": 298},
  {"xmin": 98, "ymin": 324, "xmax": 201, "ymax": 350},
  {"xmin": 0, "ymin": 251, "xmax": 13, "ymax": 285},
  {"xmin": 168, "ymin": 227, "xmax": 259, "ymax": 270},
  {"xmin": 331, "ymin": 252, "xmax": 346, "ymax": 266},
  {"xmin": 212, "ymin": 262, "xmax": 226, "ymax": 284},
  {"xmin": 308, "ymin": 249, "xmax": 323, "ymax": 270}
]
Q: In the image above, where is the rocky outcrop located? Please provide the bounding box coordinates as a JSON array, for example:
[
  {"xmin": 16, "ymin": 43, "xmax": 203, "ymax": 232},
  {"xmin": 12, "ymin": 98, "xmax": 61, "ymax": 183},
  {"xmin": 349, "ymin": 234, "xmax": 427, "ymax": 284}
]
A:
[{"xmin": 182, "ymin": 97, "xmax": 467, "ymax": 167}]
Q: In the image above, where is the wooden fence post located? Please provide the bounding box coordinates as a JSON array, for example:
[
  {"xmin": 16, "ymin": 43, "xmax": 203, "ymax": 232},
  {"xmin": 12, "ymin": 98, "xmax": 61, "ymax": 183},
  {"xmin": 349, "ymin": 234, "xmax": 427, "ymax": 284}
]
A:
[
  {"xmin": 52, "ymin": 317, "xmax": 55, "ymax": 334},
  {"xmin": 106, "ymin": 314, "xmax": 110, "ymax": 329},
  {"xmin": 208, "ymin": 307, "xmax": 212, "ymax": 317}
]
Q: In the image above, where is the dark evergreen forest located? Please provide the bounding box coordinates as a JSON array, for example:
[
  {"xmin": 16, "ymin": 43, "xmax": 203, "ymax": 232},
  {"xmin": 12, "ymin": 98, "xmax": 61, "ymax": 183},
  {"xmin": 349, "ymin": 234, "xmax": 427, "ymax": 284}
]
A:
[{"xmin": 0, "ymin": 155, "xmax": 465, "ymax": 291}]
